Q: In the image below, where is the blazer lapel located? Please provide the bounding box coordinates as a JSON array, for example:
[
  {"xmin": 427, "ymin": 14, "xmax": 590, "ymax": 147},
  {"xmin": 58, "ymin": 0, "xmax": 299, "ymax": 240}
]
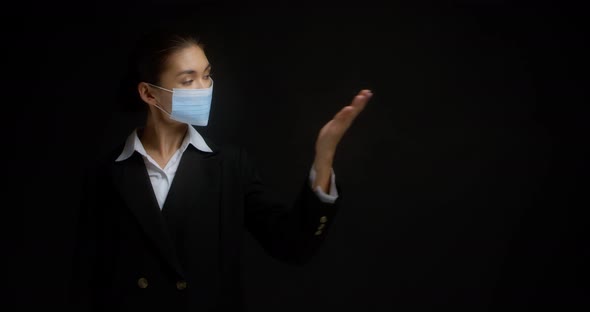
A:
[{"xmin": 111, "ymin": 152, "xmax": 185, "ymax": 278}]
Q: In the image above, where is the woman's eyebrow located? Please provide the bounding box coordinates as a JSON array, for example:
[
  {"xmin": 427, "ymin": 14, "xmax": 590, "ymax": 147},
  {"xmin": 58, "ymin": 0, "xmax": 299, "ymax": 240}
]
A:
[{"xmin": 175, "ymin": 64, "xmax": 211, "ymax": 77}]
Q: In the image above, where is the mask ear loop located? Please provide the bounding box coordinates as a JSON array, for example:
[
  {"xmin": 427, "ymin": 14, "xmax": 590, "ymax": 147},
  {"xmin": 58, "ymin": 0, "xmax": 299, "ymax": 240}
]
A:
[
  {"xmin": 153, "ymin": 102, "xmax": 173, "ymax": 116},
  {"xmin": 146, "ymin": 83, "xmax": 174, "ymax": 116},
  {"xmin": 147, "ymin": 83, "xmax": 173, "ymax": 92}
]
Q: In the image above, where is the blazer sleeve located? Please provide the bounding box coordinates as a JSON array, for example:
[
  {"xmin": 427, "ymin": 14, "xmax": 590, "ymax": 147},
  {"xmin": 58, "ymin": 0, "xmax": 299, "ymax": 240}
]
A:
[{"xmin": 241, "ymin": 147, "xmax": 342, "ymax": 266}]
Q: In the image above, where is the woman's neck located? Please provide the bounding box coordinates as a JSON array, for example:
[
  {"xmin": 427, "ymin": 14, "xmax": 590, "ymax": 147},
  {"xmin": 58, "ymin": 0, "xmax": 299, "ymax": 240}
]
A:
[{"xmin": 139, "ymin": 112, "xmax": 188, "ymax": 165}]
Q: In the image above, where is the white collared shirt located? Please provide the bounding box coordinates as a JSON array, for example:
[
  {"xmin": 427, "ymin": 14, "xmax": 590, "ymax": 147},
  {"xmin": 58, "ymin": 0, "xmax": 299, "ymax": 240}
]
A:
[{"xmin": 115, "ymin": 126, "xmax": 338, "ymax": 209}]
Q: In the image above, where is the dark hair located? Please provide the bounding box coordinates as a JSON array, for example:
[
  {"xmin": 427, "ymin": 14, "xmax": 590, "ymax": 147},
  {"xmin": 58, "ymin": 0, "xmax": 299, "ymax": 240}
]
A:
[
  {"xmin": 133, "ymin": 29, "xmax": 203, "ymax": 85},
  {"xmin": 118, "ymin": 25, "xmax": 204, "ymax": 112}
]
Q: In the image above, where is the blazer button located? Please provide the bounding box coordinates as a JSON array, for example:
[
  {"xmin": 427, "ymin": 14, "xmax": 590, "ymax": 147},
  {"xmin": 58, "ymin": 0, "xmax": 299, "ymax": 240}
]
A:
[
  {"xmin": 137, "ymin": 277, "xmax": 148, "ymax": 289},
  {"xmin": 314, "ymin": 230, "xmax": 323, "ymax": 236},
  {"xmin": 318, "ymin": 224, "xmax": 326, "ymax": 230},
  {"xmin": 320, "ymin": 216, "xmax": 328, "ymax": 223},
  {"xmin": 176, "ymin": 280, "xmax": 187, "ymax": 290}
]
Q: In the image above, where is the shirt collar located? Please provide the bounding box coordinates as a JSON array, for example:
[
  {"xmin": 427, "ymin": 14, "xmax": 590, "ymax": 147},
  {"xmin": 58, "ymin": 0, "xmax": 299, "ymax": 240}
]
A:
[{"xmin": 115, "ymin": 125, "xmax": 213, "ymax": 162}]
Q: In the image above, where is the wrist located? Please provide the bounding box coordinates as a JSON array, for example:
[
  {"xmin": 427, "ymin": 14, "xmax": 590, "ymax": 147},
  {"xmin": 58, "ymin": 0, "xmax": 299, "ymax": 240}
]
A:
[
  {"xmin": 313, "ymin": 157, "xmax": 333, "ymax": 172},
  {"xmin": 314, "ymin": 149, "xmax": 334, "ymax": 167}
]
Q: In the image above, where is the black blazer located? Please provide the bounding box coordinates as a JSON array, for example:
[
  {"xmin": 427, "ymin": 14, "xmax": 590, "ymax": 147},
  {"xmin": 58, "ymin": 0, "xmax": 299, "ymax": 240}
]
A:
[{"xmin": 69, "ymin": 135, "xmax": 341, "ymax": 312}]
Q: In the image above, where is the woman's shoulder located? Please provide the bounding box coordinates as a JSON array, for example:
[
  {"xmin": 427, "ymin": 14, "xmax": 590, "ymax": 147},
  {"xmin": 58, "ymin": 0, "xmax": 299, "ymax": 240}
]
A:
[
  {"xmin": 82, "ymin": 143, "xmax": 125, "ymax": 173},
  {"xmin": 203, "ymin": 137, "xmax": 244, "ymax": 159},
  {"xmin": 199, "ymin": 136, "xmax": 254, "ymax": 166}
]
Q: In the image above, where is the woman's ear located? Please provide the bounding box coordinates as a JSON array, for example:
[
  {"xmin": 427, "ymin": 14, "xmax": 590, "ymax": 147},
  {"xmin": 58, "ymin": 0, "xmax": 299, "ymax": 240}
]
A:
[{"xmin": 138, "ymin": 82, "xmax": 158, "ymax": 107}]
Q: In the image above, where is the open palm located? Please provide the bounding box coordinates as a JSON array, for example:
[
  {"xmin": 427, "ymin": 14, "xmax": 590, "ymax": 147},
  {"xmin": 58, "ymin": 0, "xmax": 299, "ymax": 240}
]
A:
[{"xmin": 315, "ymin": 89, "xmax": 373, "ymax": 161}]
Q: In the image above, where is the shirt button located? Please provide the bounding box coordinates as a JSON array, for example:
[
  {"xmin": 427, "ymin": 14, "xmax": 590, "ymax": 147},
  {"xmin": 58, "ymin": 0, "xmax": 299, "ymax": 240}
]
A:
[{"xmin": 176, "ymin": 280, "xmax": 187, "ymax": 290}]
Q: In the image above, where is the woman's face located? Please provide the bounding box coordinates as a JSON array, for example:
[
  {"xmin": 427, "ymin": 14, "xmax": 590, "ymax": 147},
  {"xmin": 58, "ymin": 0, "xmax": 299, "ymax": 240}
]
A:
[{"xmin": 151, "ymin": 44, "xmax": 212, "ymax": 112}]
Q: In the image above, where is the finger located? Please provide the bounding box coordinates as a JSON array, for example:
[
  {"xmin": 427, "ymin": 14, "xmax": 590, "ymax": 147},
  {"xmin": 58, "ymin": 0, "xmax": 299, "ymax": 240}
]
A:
[
  {"xmin": 333, "ymin": 106, "xmax": 355, "ymax": 122},
  {"xmin": 332, "ymin": 106, "xmax": 359, "ymax": 131},
  {"xmin": 349, "ymin": 93, "xmax": 372, "ymax": 113},
  {"xmin": 332, "ymin": 90, "xmax": 373, "ymax": 126},
  {"xmin": 334, "ymin": 93, "xmax": 370, "ymax": 120},
  {"xmin": 358, "ymin": 89, "xmax": 373, "ymax": 97}
]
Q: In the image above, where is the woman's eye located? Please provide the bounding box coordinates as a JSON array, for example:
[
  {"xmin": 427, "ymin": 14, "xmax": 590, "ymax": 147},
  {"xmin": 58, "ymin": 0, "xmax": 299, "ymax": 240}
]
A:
[
  {"xmin": 182, "ymin": 80, "xmax": 193, "ymax": 85},
  {"xmin": 204, "ymin": 74, "xmax": 212, "ymax": 80}
]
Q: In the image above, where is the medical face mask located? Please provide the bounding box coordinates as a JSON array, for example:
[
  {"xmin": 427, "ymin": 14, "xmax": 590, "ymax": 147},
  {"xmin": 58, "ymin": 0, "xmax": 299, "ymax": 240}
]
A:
[{"xmin": 148, "ymin": 80, "xmax": 213, "ymax": 126}]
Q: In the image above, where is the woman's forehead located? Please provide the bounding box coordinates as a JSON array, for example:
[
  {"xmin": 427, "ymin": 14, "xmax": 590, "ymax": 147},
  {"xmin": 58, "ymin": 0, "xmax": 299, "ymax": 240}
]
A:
[{"xmin": 166, "ymin": 45, "xmax": 210, "ymax": 73}]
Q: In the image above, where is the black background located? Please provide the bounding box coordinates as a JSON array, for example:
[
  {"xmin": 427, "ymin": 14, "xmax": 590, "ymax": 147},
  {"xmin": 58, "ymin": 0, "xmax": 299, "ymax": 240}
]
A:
[{"xmin": 4, "ymin": 0, "xmax": 588, "ymax": 311}]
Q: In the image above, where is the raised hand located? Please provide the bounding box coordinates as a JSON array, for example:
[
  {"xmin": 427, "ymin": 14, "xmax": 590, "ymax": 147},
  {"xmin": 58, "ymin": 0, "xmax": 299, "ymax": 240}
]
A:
[{"xmin": 313, "ymin": 89, "xmax": 373, "ymax": 192}]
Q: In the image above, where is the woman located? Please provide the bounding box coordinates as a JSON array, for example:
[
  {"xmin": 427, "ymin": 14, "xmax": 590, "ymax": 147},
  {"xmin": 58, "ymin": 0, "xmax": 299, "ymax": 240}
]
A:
[{"xmin": 71, "ymin": 26, "xmax": 372, "ymax": 312}]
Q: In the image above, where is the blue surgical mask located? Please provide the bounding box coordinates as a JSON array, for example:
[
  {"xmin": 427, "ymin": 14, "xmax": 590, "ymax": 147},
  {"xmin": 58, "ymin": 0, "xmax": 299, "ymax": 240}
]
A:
[{"xmin": 148, "ymin": 80, "xmax": 213, "ymax": 126}]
